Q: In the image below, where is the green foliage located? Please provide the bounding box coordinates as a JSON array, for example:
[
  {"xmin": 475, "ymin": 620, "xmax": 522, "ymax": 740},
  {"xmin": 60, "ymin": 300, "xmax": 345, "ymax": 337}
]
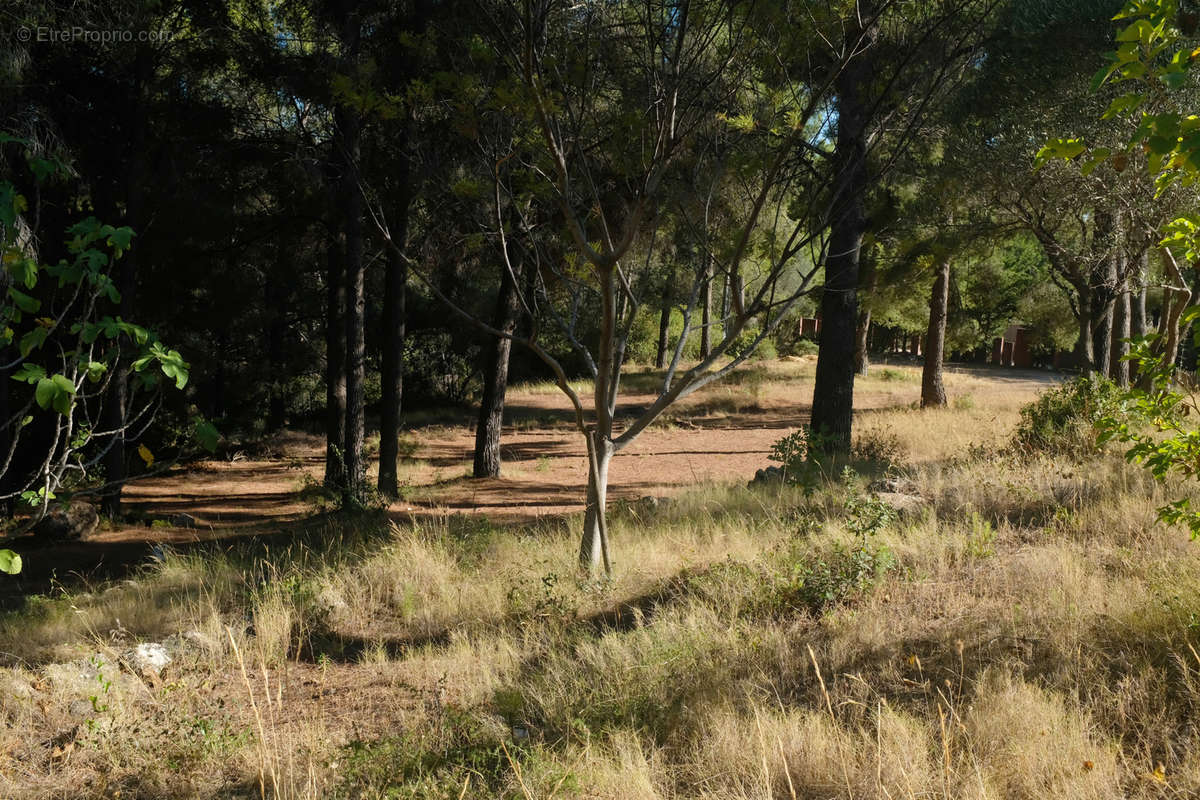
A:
[
  {"xmin": 1097, "ymin": 335, "xmax": 1200, "ymax": 538},
  {"xmin": 0, "ymin": 549, "xmax": 21, "ymax": 575},
  {"xmin": 768, "ymin": 428, "xmax": 810, "ymax": 479},
  {"xmin": 0, "ymin": 134, "xmax": 208, "ymax": 516},
  {"xmin": 774, "ymin": 491, "xmax": 896, "ymax": 614},
  {"xmin": 1014, "ymin": 376, "xmax": 1123, "ymax": 456}
]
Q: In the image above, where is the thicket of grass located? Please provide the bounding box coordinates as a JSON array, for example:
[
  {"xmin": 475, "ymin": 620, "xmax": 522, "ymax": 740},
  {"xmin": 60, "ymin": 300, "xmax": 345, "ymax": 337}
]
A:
[{"xmin": 3, "ymin": 369, "xmax": 1200, "ymax": 798}]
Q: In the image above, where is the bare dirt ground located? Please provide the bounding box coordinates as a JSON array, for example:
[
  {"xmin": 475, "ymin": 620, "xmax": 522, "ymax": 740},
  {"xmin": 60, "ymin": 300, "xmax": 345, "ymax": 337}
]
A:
[
  {"xmin": 3, "ymin": 359, "xmax": 1056, "ymax": 601},
  {"xmin": 122, "ymin": 358, "xmax": 1054, "ymax": 527}
]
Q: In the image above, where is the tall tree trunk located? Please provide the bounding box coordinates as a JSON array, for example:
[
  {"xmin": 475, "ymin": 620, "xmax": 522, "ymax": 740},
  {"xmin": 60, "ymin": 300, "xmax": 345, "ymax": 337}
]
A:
[
  {"xmin": 655, "ymin": 267, "xmax": 673, "ymax": 369},
  {"xmin": 102, "ymin": 45, "xmax": 149, "ymax": 518},
  {"xmin": 337, "ymin": 13, "xmax": 365, "ymax": 504},
  {"xmin": 1131, "ymin": 250, "xmax": 1148, "ymax": 340},
  {"xmin": 1072, "ymin": 286, "xmax": 1095, "ymax": 372},
  {"xmin": 473, "ymin": 253, "xmax": 522, "ymax": 478},
  {"xmin": 1091, "ymin": 298, "xmax": 1112, "ymax": 377},
  {"xmin": 265, "ymin": 247, "xmax": 288, "ymax": 433},
  {"xmin": 324, "ymin": 231, "xmax": 347, "ymax": 489},
  {"xmin": 378, "ymin": 235, "xmax": 409, "ymax": 498},
  {"xmin": 700, "ymin": 255, "xmax": 713, "ymax": 359},
  {"xmin": 921, "ymin": 257, "xmax": 951, "ymax": 408},
  {"xmin": 1111, "ymin": 287, "xmax": 1130, "ymax": 386},
  {"xmin": 810, "ymin": 25, "xmax": 872, "ymax": 451}
]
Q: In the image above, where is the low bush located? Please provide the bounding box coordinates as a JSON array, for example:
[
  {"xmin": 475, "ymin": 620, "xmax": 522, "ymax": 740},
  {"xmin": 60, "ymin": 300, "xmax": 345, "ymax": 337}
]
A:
[{"xmin": 1013, "ymin": 376, "xmax": 1123, "ymax": 456}]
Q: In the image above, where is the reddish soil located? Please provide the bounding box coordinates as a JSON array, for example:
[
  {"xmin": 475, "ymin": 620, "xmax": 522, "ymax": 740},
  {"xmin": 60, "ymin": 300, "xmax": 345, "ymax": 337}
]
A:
[{"xmin": 1, "ymin": 361, "xmax": 1055, "ymax": 601}]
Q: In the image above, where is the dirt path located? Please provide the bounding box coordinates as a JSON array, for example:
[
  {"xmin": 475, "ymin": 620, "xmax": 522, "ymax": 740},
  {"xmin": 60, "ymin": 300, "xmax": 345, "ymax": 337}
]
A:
[{"xmin": 117, "ymin": 360, "xmax": 1054, "ymax": 528}]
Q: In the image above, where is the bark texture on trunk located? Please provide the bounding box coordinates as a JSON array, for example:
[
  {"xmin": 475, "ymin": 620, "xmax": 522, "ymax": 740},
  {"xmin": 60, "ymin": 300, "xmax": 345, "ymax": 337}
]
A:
[
  {"xmin": 921, "ymin": 257, "xmax": 951, "ymax": 408},
  {"xmin": 580, "ymin": 432, "xmax": 613, "ymax": 574},
  {"xmin": 853, "ymin": 310, "xmax": 871, "ymax": 376},
  {"xmin": 655, "ymin": 267, "xmax": 673, "ymax": 369},
  {"xmin": 700, "ymin": 255, "xmax": 713, "ymax": 359},
  {"xmin": 810, "ymin": 26, "xmax": 872, "ymax": 451},
  {"xmin": 1131, "ymin": 250, "xmax": 1148, "ymax": 340},
  {"xmin": 578, "ymin": 262, "xmax": 618, "ymax": 574},
  {"xmin": 1111, "ymin": 288, "xmax": 1130, "ymax": 386},
  {"xmin": 854, "ymin": 256, "xmax": 877, "ymax": 376},
  {"xmin": 473, "ymin": 253, "xmax": 522, "ymax": 478},
  {"xmin": 324, "ymin": 232, "xmax": 347, "ymax": 489},
  {"xmin": 1073, "ymin": 286, "xmax": 1095, "ymax": 372},
  {"xmin": 1091, "ymin": 300, "xmax": 1112, "ymax": 377}
]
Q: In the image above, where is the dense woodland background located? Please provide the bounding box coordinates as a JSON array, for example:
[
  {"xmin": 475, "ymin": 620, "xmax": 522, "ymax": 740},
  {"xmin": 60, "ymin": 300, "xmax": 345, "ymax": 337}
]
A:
[{"xmin": 1, "ymin": 0, "xmax": 1196, "ymax": 548}]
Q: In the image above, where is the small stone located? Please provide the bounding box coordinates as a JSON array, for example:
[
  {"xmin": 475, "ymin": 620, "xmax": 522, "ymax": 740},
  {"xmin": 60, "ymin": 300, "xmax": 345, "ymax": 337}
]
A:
[
  {"xmin": 874, "ymin": 491, "xmax": 929, "ymax": 518},
  {"xmin": 750, "ymin": 466, "xmax": 786, "ymax": 487},
  {"xmin": 32, "ymin": 501, "xmax": 99, "ymax": 541},
  {"xmin": 67, "ymin": 699, "xmax": 93, "ymax": 719},
  {"xmin": 162, "ymin": 629, "xmax": 217, "ymax": 657},
  {"xmin": 869, "ymin": 476, "xmax": 920, "ymax": 495}
]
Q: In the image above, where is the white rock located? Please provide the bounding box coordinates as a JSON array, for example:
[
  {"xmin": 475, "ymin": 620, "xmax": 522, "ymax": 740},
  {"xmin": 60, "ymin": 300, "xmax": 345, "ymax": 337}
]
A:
[{"xmin": 126, "ymin": 642, "xmax": 171, "ymax": 673}]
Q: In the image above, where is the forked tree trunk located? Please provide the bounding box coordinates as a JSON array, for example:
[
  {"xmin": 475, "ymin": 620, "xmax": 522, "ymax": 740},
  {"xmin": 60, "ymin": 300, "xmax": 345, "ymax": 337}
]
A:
[
  {"xmin": 580, "ymin": 432, "xmax": 613, "ymax": 574},
  {"xmin": 921, "ymin": 257, "xmax": 950, "ymax": 408},
  {"xmin": 473, "ymin": 255, "xmax": 522, "ymax": 478}
]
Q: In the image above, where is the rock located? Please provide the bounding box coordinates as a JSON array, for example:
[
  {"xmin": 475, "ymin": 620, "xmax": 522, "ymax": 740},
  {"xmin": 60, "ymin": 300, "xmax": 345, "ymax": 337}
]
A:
[
  {"xmin": 869, "ymin": 476, "xmax": 920, "ymax": 495},
  {"xmin": 31, "ymin": 501, "xmax": 99, "ymax": 541},
  {"xmin": 874, "ymin": 491, "xmax": 929, "ymax": 518},
  {"xmin": 67, "ymin": 699, "xmax": 93, "ymax": 719},
  {"xmin": 124, "ymin": 642, "xmax": 171, "ymax": 674},
  {"xmin": 170, "ymin": 512, "xmax": 197, "ymax": 529},
  {"xmin": 750, "ymin": 466, "xmax": 786, "ymax": 487},
  {"xmin": 162, "ymin": 629, "xmax": 217, "ymax": 657}
]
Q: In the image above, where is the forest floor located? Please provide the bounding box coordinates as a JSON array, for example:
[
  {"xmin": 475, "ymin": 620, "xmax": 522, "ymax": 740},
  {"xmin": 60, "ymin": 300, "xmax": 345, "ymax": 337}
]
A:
[
  {"xmin": 10, "ymin": 359, "xmax": 1198, "ymax": 800},
  {"xmin": 123, "ymin": 357, "xmax": 1052, "ymax": 526},
  {"xmin": 0, "ymin": 357, "xmax": 1053, "ymax": 602}
]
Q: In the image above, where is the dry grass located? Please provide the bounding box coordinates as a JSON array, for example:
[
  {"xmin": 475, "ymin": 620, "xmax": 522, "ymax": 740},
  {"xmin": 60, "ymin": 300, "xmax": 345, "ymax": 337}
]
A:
[{"xmin": 4, "ymin": 365, "xmax": 1200, "ymax": 798}]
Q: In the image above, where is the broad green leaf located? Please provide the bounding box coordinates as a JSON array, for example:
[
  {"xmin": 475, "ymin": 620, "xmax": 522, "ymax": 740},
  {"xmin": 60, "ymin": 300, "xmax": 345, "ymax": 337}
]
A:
[
  {"xmin": 19, "ymin": 327, "xmax": 48, "ymax": 357},
  {"xmin": 1102, "ymin": 93, "xmax": 1145, "ymax": 119},
  {"xmin": 11, "ymin": 363, "xmax": 45, "ymax": 384},
  {"xmin": 1081, "ymin": 147, "xmax": 1113, "ymax": 176},
  {"xmin": 34, "ymin": 377, "xmax": 56, "ymax": 410},
  {"xmin": 8, "ymin": 288, "xmax": 39, "ymax": 313},
  {"xmin": 195, "ymin": 421, "xmax": 220, "ymax": 453},
  {"xmin": 0, "ymin": 549, "xmax": 21, "ymax": 575}
]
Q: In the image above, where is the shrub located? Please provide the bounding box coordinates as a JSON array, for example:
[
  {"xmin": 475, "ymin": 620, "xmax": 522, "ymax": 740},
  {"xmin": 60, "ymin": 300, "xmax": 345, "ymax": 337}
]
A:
[
  {"xmin": 772, "ymin": 492, "xmax": 896, "ymax": 614},
  {"xmin": 1014, "ymin": 376, "xmax": 1123, "ymax": 456}
]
